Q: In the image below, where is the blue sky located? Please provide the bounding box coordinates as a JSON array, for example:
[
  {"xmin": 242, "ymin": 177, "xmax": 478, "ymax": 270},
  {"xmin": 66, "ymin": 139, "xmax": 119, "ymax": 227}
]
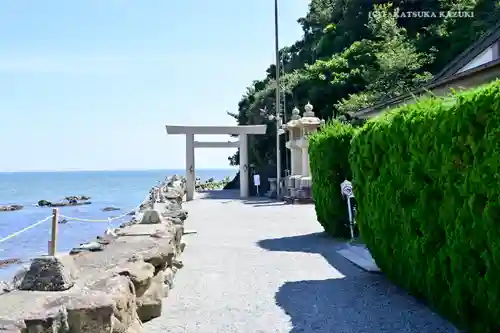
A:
[{"xmin": 0, "ymin": 1, "xmax": 307, "ymax": 172}]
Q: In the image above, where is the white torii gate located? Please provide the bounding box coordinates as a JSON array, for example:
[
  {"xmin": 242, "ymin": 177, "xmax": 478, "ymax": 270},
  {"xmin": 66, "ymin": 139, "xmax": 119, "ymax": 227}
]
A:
[{"xmin": 165, "ymin": 125, "xmax": 267, "ymax": 201}]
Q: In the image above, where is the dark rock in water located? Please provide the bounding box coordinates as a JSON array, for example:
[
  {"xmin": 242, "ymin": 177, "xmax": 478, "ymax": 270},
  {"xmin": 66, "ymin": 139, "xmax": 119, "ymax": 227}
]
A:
[
  {"xmin": 0, "ymin": 205, "xmax": 23, "ymax": 212},
  {"xmin": 127, "ymin": 211, "xmax": 136, "ymax": 216},
  {"xmin": 19, "ymin": 256, "xmax": 77, "ymax": 291},
  {"xmin": 37, "ymin": 200, "xmax": 52, "ymax": 207},
  {"xmin": 0, "ymin": 258, "xmax": 21, "ymax": 268},
  {"xmin": 58, "ymin": 218, "xmax": 68, "ymax": 224},
  {"xmin": 102, "ymin": 206, "xmax": 120, "ymax": 212},
  {"xmin": 64, "ymin": 195, "xmax": 91, "ymax": 201}
]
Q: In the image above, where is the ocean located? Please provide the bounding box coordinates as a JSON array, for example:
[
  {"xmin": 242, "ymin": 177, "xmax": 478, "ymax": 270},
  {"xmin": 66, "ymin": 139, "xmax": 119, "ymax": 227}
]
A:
[{"xmin": 0, "ymin": 169, "xmax": 236, "ymax": 280}]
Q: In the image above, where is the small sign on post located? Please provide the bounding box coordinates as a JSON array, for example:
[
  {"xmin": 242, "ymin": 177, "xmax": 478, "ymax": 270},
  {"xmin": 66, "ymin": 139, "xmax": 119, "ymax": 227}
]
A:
[
  {"xmin": 253, "ymin": 173, "xmax": 261, "ymax": 196},
  {"xmin": 340, "ymin": 180, "xmax": 356, "ymax": 239}
]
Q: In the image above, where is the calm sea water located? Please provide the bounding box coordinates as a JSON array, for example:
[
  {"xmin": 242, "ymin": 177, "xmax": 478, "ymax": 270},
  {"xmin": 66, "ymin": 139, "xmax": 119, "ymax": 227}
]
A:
[{"xmin": 0, "ymin": 169, "xmax": 236, "ymax": 279}]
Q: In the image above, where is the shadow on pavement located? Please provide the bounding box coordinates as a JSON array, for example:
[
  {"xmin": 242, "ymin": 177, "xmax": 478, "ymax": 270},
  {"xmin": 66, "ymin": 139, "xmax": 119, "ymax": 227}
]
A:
[
  {"xmin": 257, "ymin": 233, "xmax": 459, "ymax": 333},
  {"xmin": 196, "ymin": 190, "xmax": 286, "ymax": 207}
]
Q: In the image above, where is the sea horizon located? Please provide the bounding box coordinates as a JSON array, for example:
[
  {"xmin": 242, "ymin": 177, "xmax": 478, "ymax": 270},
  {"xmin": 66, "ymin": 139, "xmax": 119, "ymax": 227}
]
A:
[{"xmin": 0, "ymin": 167, "xmax": 237, "ymax": 174}]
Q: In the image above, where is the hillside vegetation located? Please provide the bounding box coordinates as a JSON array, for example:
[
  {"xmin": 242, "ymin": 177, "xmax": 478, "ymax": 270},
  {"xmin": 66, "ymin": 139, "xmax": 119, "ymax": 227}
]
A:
[{"xmin": 227, "ymin": 0, "xmax": 500, "ymax": 169}]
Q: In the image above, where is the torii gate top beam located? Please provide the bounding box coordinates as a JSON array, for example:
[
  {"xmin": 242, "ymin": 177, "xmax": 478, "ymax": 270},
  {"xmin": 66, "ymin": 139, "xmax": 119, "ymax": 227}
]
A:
[{"xmin": 165, "ymin": 125, "xmax": 267, "ymax": 135}]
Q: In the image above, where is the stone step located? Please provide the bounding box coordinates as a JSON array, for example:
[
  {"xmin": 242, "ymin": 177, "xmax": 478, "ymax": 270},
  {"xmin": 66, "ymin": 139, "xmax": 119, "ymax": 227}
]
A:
[{"xmin": 337, "ymin": 244, "xmax": 380, "ymax": 272}]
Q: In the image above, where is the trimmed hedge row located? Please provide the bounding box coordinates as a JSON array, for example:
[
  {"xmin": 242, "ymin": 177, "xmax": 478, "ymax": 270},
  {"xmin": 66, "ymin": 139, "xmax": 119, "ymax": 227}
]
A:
[
  {"xmin": 309, "ymin": 120, "xmax": 357, "ymax": 238},
  {"xmin": 349, "ymin": 81, "xmax": 500, "ymax": 333}
]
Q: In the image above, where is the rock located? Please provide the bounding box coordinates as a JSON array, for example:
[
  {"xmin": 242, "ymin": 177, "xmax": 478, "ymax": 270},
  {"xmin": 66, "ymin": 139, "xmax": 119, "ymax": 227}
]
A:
[
  {"xmin": 163, "ymin": 267, "xmax": 176, "ymax": 289},
  {"xmin": 19, "ymin": 256, "xmax": 77, "ymax": 291},
  {"xmin": 0, "ymin": 319, "xmax": 24, "ymax": 332},
  {"xmin": 162, "ymin": 209, "xmax": 188, "ymax": 221},
  {"xmin": 79, "ymin": 275, "xmax": 137, "ymax": 332},
  {"xmin": 139, "ymin": 210, "xmax": 163, "ymax": 225},
  {"xmin": 141, "ymin": 244, "xmax": 176, "ymax": 271},
  {"xmin": 172, "ymin": 259, "xmax": 184, "ymax": 269},
  {"xmin": 180, "ymin": 241, "xmax": 187, "ymax": 253},
  {"xmin": 128, "ymin": 254, "xmax": 143, "ymax": 263},
  {"xmin": 37, "ymin": 199, "xmax": 52, "ymax": 207},
  {"xmin": 165, "ymin": 216, "xmax": 183, "ymax": 225},
  {"xmin": 136, "ymin": 271, "xmax": 164, "ymax": 322},
  {"xmin": 116, "ymin": 261, "xmax": 155, "ymax": 297},
  {"xmin": 127, "ymin": 211, "xmax": 136, "ymax": 216},
  {"xmin": 0, "ymin": 281, "xmax": 12, "ymax": 295},
  {"xmin": 119, "ymin": 220, "xmax": 136, "ymax": 229},
  {"xmin": 70, "ymin": 241, "xmax": 105, "ymax": 254},
  {"xmin": 164, "ymin": 201, "xmax": 182, "ymax": 211},
  {"xmin": 102, "ymin": 207, "xmax": 120, "ymax": 212},
  {"xmin": 11, "ymin": 266, "xmax": 28, "ymax": 289},
  {"xmin": 59, "ymin": 218, "xmax": 68, "ymax": 224},
  {"xmin": 64, "ymin": 195, "xmax": 91, "ymax": 201},
  {"xmin": 173, "ymin": 225, "xmax": 184, "ymax": 254},
  {"xmin": 0, "ymin": 258, "xmax": 21, "ymax": 268},
  {"xmin": 0, "ymin": 205, "xmax": 23, "ymax": 212}
]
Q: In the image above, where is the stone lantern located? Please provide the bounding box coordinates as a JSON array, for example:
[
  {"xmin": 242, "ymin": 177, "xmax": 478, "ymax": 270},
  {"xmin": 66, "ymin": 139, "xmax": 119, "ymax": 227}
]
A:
[
  {"xmin": 284, "ymin": 107, "xmax": 303, "ymax": 198},
  {"xmin": 283, "ymin": 102, "xmax": 324, "ymax": 202}
]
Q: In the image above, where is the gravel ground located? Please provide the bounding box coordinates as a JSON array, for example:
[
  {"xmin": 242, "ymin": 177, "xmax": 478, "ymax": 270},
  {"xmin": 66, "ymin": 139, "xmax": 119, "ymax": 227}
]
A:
[{"xmin": 145, "ymin": 190, "xmax": 459, "ymax": 333}]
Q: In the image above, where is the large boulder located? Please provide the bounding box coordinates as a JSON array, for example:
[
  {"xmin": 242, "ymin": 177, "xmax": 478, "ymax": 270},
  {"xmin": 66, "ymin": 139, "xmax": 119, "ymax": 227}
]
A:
[
  {"xmin": 19, "ymin": 256, "xmax": 78, "ymax": 291},
  {"xmin": 140, "ymin": 243, "xmax": 176, "ymax": 272},
  {"xmin": 139, "ymin": 210, "xmax": 163, "ymax": 225},
  {"xmin": 136, "ymin": 271, "xmax": 164, "ymax": 322},
  {"xmin": 116, "ymin": 261, "xmax": 155, "ymax": 297}
]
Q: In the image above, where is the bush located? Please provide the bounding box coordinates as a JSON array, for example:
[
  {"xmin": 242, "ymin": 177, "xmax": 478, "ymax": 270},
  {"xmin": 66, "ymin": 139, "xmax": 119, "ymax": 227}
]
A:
[
  {"xmin": 349, "ymin": 80, "xmax": 500, "ymax": 333},
  {"xmin": 309, "ymin": 120, "xmax": 357, "ymax": 238}
]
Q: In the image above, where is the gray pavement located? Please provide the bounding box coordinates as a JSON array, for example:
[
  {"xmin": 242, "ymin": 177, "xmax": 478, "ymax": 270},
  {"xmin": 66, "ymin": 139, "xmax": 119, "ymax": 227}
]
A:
[{"xmin": 145, "ymin": 190, "xmax": 459, "ymax": 333}]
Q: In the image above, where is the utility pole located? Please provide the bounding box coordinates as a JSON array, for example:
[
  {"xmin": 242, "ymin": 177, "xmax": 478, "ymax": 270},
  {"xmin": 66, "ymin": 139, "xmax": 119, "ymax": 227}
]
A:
[
  {"xmin": 282, "ymin": 57, "xmax": 289, "ymax": 176},
  {"xmin": 274, "ymin": 0, "xmax": 281, "ymax": 199}
]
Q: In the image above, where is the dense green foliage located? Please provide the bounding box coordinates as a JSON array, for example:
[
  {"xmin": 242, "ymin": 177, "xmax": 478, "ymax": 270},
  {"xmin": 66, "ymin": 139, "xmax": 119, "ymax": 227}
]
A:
[
  {"xmin": 227, "ymin": 0, "xmax": 500, "ymax": 170},
  {"xmin": 349, "ymin": 80, "xmax": 500, "ymax": 333},
  {"xmin": 309, "ymin": 121, "xmax": 357, "ymax": 237}
]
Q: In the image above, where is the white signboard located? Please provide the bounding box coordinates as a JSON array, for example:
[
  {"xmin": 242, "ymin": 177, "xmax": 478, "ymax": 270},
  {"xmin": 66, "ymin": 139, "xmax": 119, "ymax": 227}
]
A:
[
  {"xmin": 253, "ymin": 174, "xmax": 261, "ymax": 186},
  {"xmin": 340, "ymin": 180, "xmax": 353, "ymax": 197}
]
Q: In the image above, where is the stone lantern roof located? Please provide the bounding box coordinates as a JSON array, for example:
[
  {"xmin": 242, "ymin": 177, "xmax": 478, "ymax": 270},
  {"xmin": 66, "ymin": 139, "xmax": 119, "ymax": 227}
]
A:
[
  {"xmin": 284, "ymin": 103, "xmax": 325, "ymax": 130},
  {"xmin": 299, "ymin": 103, "xmax": 323, "ymax": 127},
  {"xmin": 284, "ymin": 107, "xmax": 302, "ymax": 129}
]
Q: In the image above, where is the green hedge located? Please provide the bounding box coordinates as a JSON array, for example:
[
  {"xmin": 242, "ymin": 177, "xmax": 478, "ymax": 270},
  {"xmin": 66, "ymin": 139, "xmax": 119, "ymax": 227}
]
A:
[
  {"xmin": 309, "ymin": 120, "xmax": 357, "ymax": 238},
  {"xmin": 349, "ymin": 81, "xmax": 500, "ymax": 333}
]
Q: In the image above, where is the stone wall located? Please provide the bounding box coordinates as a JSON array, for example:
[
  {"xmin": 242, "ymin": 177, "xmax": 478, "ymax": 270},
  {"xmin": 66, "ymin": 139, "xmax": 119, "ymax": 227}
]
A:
[{"xmin": 0, "ymin": 176, "xmax": 188, "ymax": 333}]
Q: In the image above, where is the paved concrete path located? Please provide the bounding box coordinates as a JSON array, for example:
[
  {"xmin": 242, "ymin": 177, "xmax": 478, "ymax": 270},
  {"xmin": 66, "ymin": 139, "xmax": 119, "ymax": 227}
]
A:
[{"xmin": 145, "ymin": 190, "xmax": 458, "ymax": 333}]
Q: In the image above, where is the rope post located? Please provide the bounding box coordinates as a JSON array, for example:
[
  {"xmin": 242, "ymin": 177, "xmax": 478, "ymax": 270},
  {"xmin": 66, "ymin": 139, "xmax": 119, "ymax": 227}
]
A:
[{"xmin": 49, "ymin": 208, "xmax": 59, "ymax": 256}]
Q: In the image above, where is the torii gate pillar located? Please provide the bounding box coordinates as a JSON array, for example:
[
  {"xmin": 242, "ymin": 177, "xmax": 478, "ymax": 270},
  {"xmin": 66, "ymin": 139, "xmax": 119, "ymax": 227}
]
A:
[{"xmin": 166, "ymin": 125, "xmax": 267, "ymax": 201}]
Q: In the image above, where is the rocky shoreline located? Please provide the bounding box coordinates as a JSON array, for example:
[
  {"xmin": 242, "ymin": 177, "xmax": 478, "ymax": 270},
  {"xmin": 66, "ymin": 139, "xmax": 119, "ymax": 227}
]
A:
[{"xmin": 0, "ymin": 175, "xmax": 188, "ymax": 333}]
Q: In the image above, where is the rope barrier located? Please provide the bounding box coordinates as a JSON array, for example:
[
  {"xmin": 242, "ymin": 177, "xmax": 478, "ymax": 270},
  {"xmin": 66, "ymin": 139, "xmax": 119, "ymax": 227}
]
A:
[
  {"xmin": 0, "ymin": 180, "xmax": 168, "ymax": 248},
  {"xmin": 0, "ymin": 215, "xmax": 52, "ymax": 244},
  {"xmin": 58, "ymin": 191, "xmax": 154, "ymax": 223}
]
